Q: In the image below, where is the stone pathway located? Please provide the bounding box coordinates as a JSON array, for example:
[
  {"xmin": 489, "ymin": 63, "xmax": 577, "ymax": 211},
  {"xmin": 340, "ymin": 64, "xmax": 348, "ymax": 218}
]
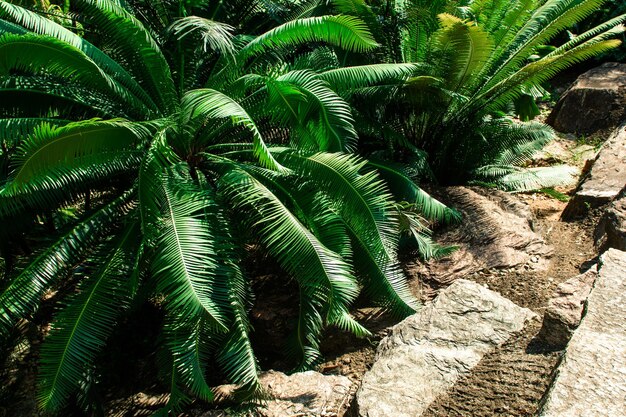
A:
[{"xmin": 540, "ymin": 249, "xmax": 626, "ymax": 416}]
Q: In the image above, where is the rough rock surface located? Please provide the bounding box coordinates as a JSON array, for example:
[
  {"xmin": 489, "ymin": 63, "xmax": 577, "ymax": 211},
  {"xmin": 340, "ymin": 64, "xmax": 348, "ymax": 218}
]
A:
[
  {"xmin": 540, "ymin": 249, "xmax": 626, "ymax": 417},
  {"xmin": 201, "ymin": 371, "xmax": 352, "ymax": 417},
  {"xmin": 412, "ymin": 186, "xmax": 553, "ymax": 284},
  {"xmin": 355, "ymin": 280, "xmax": 537, "ymax": 417},
  {"xmin": 595, "ymin": 187, "xmax": 626, "ymax": 252},
  {"xmin": 547, "ymin": 62, "xmax": 626, "ymax": 134},
  {"xmin": 563, "ymin": 123, "xmax": 626, "ymax": 219},
  {"xmin": 536, "ymin": 266, "xmax": 597, "ymax": 349}
]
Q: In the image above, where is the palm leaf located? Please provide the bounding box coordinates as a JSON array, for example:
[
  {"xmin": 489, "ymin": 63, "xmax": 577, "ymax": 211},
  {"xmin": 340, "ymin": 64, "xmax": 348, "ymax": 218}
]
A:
[
  {"xmin": 239, "ymin": 15, "xmax": 379, "ymax": 60},
  {"xmin": 0, "ymin": 190, "xmax": 134, "ymax": 337},
  {"xmin": 37, "ymin": 221, "xmax": 140, "ymax": 412}
]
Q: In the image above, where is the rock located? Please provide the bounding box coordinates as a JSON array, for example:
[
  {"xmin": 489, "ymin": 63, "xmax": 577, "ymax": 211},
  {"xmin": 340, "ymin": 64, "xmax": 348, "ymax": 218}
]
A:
[
  {"xmin": 200, "ymin": 371, "xmax": 352, "ymax": 417},
  {"xmin": 595, "ymin": 187, "xmax": 626, "ymax": 252},
  {"xmin": 540, "ymin": 249, "xmax": 626, "ymax": 417},
  {"xmin": 410, "ymin": 187, "xmax": 553, "ymax": 284},
  {"xmin": 562, "ymin": 123, "xmax": 626, "ymax": 219},
  {"xmin": 355, "ymin": 280, "xmax": 537, "ymax": 417},
  {"xmin": 536, "ymin": 266, "xmax": 597, "ymax": 349},
  {"xmin": 547, "ymin": 62, "xmax": 626, "ymax": 134}
]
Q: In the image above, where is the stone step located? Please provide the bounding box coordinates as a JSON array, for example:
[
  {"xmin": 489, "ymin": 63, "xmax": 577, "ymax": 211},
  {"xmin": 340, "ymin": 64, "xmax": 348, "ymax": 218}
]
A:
[
  {"xmin": 355, "ymin": 280, "xmax": 537, "ymax": 417},
  {"xmin": 540, "ymin": 249, "xmax": 626, "ymax": 417}
]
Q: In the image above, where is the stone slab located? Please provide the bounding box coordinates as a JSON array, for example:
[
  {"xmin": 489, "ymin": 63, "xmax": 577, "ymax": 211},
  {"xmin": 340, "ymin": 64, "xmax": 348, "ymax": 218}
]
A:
[
  {"xmin": 536, "ymin": 266, "xmax": 597, "ymax": 349},
  {"xmin": 540, "ymin": 249, "xmax": 626, "ymax": 417},
  {"xmin": 563, "ymin": 124, "xmax": 626, "ymax": 219},
  {"xmin": 356, "ymin": 280, "xmax": 537, "ymax": 417}
]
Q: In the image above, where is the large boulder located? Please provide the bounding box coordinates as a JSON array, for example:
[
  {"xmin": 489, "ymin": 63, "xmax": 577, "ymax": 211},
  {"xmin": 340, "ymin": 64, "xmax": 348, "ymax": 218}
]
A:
[
  {"xmin": 540, "ymin": 249, "xmax": 626, "ymax": 417},
  {"xmin": 536, "ymin": 266, "xmax": 597, "ymax": 349},
  {"xmin": 547, "ymin": 62, "xmax": 626, "ymax": 134},
  {"xmin": 355, "ymin": 280, "xmax": 537, "ymax": 417},
  {"xmin": 595, "ymin": 187, "xmax": 626, "ymax": 252},
  {"xmin": 411, "ymin": 186, "xmax": 553, "ymax": 285},
  {"xmin": 562, "ymin": 123, "xmax": 626, "ymax": 219}
]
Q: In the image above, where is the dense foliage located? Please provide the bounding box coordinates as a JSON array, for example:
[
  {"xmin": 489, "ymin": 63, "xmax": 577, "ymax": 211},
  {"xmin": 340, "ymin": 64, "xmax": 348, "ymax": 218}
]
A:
[
  {"xmin": 322, "ymin": 0, "xmax": 625, "ymax": 188},
  {"xmin": 0, "ymin": 0, "xmax": 459, "ymax": 413},
  {"xmin": 0, "ymin": 0, "xmax": 623, "ymax": 415}
]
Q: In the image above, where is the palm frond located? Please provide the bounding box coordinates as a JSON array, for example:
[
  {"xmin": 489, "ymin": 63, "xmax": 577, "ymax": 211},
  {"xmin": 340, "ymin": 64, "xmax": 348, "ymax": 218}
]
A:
[
  {"xmin": 0, "ymin": 190, "xmax": 135, "ymax": 337},
  {"xmin": 183, "ymin": 88, "xmax": 285, "ymax": 171},
  {"xmin": 239, "ymin": 15, "xmax": 379, "ymax": 60},
  {"xmin": 37, "ymin": 221, "xmax": 140, "ymax": 412},
  {"xmin": 275, "ymin": 151, "xmax": 419, "ymax": 316}
]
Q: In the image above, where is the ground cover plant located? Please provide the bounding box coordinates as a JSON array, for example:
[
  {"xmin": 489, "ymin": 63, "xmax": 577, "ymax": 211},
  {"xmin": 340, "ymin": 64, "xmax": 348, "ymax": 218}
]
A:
[{"xmin": 0, "ymin": 0, "xmax": 456, "ymax": 414}]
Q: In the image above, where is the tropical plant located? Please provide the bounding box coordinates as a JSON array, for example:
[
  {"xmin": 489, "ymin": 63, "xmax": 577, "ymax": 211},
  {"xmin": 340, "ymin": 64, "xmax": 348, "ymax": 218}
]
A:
[
  {"xmin": 0, "ymin": 0, "xmax": 458, "ymax": 414},
  {"xmin": 310, "ymin": 0, "xmax": 625, "ymax": 189}
]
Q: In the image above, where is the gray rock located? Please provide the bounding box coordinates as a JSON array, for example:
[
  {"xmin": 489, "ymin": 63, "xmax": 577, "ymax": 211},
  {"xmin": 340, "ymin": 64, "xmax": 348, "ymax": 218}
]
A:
[
  {"xmin": 356, "ymin": 280, "xmax": 537, "ymax": 417},
  {"xmin": 200, "ymin": 371, "xmax": 352, "ymax": 417},
  {"xmin": 411, "ymin": 187, "xmax": 553, "ymax": 284},
  {"xmin": 540, "ymin": 249, "xmax": 626, "ymax": 417},
  {"xmin": 536, "ymin": 266, "xmax": 597, "ymax": 349},
  {"xmin": 595, "ymin": 187, "xmax": 626, "ymax": 252},
  {"xmin": 562, "ymin": 123, "xmax": 626, "ymax": 219},
  {"xmin": 547, "ymin": 62, "xmax": 626, "ymax": 134}
]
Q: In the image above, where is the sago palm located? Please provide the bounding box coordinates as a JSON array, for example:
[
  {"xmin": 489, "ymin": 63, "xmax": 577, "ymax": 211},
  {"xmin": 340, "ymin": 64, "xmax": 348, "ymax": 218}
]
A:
[
  {"xmin": 313, "ymin": 0, "xmax": 625, "ymax": 188},
  {"xmin": 0, "ymin": 0, "xmax": 456, "ymax": 413}
]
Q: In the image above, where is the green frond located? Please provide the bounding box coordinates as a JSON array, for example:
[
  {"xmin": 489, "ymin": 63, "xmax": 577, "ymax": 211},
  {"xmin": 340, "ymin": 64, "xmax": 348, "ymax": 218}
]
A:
[
  {"xmin": 0, "ymin": 117, "xmax": 70, "ymax": 149},
  {"xmin": 169, "ymin": 16, "xmax": 235, "ymax": 57},
  {"xmin": 475, "ymin": 164, "xmax": 578, "ymax": 191},
  {"xmin": 6, "ymin": 119, "xmax": 145, "ymax": 188},
  {"xmin": 239, "ymin": 15, "xmax": 379, "ymax": 60},
  {"xmin": 183, "ymin": 88, "xmax": 285, "ymax": 171},
  {"xmin": 318, "ymin": 63, "xmax": 419, "ymax": 92},
  {"xmin": 480, "ymin": 38, "xmax": 622, "ymax": 112},
  {"xmin": 0, "ymin": 33, "xmax": 152, "ymax": 118},
  {"xmin": 73, "ymin": 0, "xmax": 177, "ymax": 113},
  {"xmin": 546, "ymin": 15, "xmax": 626, "ymax": 57},
  {"xmin": 0, "ymin": 151, "xmax": 140, "ymax": 219},
  {"xmin": 0, "ymin": 1, "xmax": 158, "ymax": 114},
  {"xmin": 37, "ymin": 221, "xmax": 140, "ymax": 412},
  {"xmin": 146, "ymin": 163, "xmax": 229, "ymax": 332},
  {"xmin": 0, "ymin": 190, "xmax": 135, "ymax": 338},
  {"xmin": 365, "ymin": 159, "xmax": 459, "ymax": 223},
  {"xmin": 221, "ymin": 168, "xmax": 360, "ymax": 330},
  {"xmin": 163, "ymin": 315, "xmax": 214, "ymax": 403},
  {"xmin": 433, "ymin": 14, "xmax": 493, "ymax": 91},
  {"xmin": 277, "ymin": 70, "xmax": 357, "ymax": 152},
  {"xmin": 274, "ymin": 151, "xmax": 419, "ymax": 316},
  {"xmin": 480, "ymin": 0, "xmax": 606, "ymax": 93}
]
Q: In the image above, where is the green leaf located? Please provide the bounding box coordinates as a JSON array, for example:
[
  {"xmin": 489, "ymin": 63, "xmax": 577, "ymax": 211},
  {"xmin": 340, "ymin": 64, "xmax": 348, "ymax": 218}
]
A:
[{"xmin": 37, "ymin": 221, "xmax": 140, "ymax": 412}]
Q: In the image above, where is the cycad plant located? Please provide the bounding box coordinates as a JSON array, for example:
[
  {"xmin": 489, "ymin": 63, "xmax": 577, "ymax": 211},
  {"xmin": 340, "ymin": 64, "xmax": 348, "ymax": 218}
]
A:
[
  {"xmin": 0, "ymin": 0, "xmax": 456, "ymax": 413},
  {"xmin": 322, "ymin": 0, "xmax": 625, "ymax": 188}
]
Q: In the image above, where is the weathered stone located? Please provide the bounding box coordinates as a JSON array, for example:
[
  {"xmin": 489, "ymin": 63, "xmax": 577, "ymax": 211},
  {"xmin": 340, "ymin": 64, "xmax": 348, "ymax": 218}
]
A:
[
  {"xmin": 411, "ymin": 187, "xmax": 553, "ymax": 284},
  {"xmin": 536, "ymin": 266, "xmax": 597, "ymax": 348},
  {"xmin": 356, "ymin": 280, "xmax": 537, "ymax": 417},
  {"xmin": 562, "ymin": 123, "xmax": 626, "ymax": 219},
  {"xmin": 547, "ymin": 62, "xmax": 626, "ymax": 134},
  {"xmin": 540, "ymin": 249, "xmax": 626, "ymax": 417},
  {"xmin": 200, "ymin": 371, "xmax": 352, "ymax": 417},
  {"xmin": 595, "ymin": 187, "xmax": 626, "ymax": 252}
]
